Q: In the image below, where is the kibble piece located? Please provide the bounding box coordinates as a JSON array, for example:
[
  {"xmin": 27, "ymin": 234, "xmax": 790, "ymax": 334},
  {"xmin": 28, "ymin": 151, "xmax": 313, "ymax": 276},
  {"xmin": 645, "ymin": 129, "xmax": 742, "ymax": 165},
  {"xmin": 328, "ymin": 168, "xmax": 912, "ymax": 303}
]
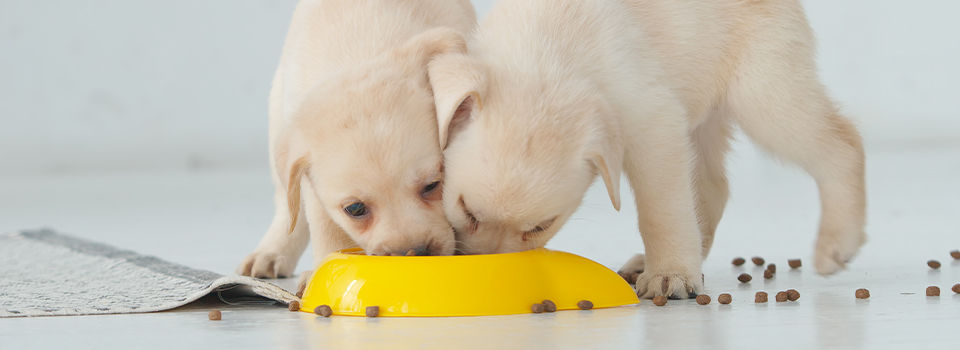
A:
[
  {"xmin": 288, "ymin": 300, "xmax": 301, "ymax": 312},
  {"xmin": 541, "ymin": 300, "xmax": 557, "ymax": 313},
  {"xmin": 618, "ymin": 271, "xmax": 638, "ymax": 285},
  {"xmin": 208, "ymin": 310, "xmax": 221, "ymax": 321},
  {"xmin": 766, "ymin": 264, "xmax": 776, "ymax": 273},
  {"xmin": 652, "ymin": 296, "xmax": 668, "ymax": 306},
  {"xmin": 788, "ymin": 259, "xmax": 802, "ymax": 269},
  {"xmin": 295, "ymin": 289, "xmax": 304, "ymax": 299},
  {"xmin": 577, "ymin": 300, "xmax": 594, "ymax": 310},
  {"xmin": 927, "ymin": 260, "xmax": 941, "ymax": 269},
  {"xmin": 531, "ymin": 303, "xmax": 545, "ymax": 313},
  {"xmin": 787, "ymin": 289, "xmax": 800, "ymax": 301},
  {"xmin": 951, "ymin": 250, "xmax": 960, "ymax": 259},
  {"xmin": 718, "ymin": 293, "xmax": 732, "ymax": 304},
  {"xmin": 314, "ymin": 305, "xmax": 332, "ymax": 317},
  {"xmin": 737, "ymin": 273, "xmax": 752, "ymax": 283},
  {"xmin": 365, "ymin": 306, "xmax": 380, "ymax": 317},
  {"xmin": 732, "ymin": 257, "xmax": 746, "ymax": 266},
  {"xmin": 755, "ymin": 291, "xmax": 768, "ymax": 303},
  {"xmin": 763, "ymin": 270, "xmax": 774, "ymax": 279},
  {"xmin": 696, "ymin": 294, "xmax": 711, "ymax": 305},
  {"xmin": 952, "ymin": 284, "xmax": 960, "ymax": 294},
  {"xmin": 926, "ymin": 286, "xmax": 940, "ymax": 296},
  {"xmin": 751, "ymin": 257, "xmax": 764, "ymax": 266},
  {"xmin": 775, "ymin": 291, "xmax": 789, "ymax": 302},
  {"xmin": 855, "ymin": 288, "xmax": 870, "ymax": 299}
]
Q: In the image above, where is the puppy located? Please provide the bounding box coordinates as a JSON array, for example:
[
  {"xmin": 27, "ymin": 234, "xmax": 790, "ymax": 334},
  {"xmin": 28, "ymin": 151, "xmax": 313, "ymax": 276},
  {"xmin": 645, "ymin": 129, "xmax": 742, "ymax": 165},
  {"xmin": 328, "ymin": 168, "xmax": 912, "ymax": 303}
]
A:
[
  {"xmin": 430, "ymin": 0, "xmax": 865, "ymax": 298},
  {"xmin": 237, "ymin": 0, "xmax": 477, "ymax": 279}
]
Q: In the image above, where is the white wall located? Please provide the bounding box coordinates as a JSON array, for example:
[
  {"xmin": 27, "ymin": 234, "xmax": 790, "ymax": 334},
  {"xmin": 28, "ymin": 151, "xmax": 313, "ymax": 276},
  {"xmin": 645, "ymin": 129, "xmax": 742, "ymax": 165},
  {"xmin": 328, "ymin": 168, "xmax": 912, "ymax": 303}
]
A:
[{"xmin": 1, "ymin": 0, "xmax": 957, "ymax": 175}]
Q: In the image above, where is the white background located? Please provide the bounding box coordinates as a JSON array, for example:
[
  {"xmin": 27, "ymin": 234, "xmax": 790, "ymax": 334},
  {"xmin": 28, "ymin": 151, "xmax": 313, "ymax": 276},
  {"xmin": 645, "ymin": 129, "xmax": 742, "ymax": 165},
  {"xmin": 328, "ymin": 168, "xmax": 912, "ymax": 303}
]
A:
[{"xmin": 2, "ymin": 0, "xmax": 958, "ymax": 176}]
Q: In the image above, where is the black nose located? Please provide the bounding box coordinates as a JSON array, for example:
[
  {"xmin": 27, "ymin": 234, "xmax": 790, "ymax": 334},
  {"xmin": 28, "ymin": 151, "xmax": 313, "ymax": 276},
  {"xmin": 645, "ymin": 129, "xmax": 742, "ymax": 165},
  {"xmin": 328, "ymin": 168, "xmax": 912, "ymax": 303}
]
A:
[{"xmin": 397, "ymin": 245, "xmax": 430, "ymax": 256}]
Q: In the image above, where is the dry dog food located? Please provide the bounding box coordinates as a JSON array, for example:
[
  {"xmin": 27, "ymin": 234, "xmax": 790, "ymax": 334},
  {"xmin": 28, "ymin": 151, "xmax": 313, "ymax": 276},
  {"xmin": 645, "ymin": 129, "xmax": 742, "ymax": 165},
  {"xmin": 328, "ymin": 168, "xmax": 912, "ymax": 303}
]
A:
[
  {"xmin": 952, "ymin": 284, "xmax": 960, "ymax": 294},
  {"xmin": 577, "ymin": 300, "xmax": 594, "ymax": 310},
  {"xmin": 531, "ymin": 303, "xmax": 545, "ymax": 313},
  {"xmin": 738, "ymin": 273, "xmax": 752, "ymax": 283},
  {"xmin": 926, "ymin": 286, "xmax": 940, "ymax": 297},
  {"xmin": 618, "ymin": 271, "xmax": 638, "ymax": 285},
  {"xmin": 718, "ymin": 293, "xmax": 732, "ymax": 304},
  {"xmin": 732, "ymin": 257, "xmax": 746, "ymax": 266},
  {"xmin": 208, "ymin": 310, "xmax": 221, "ymax": 321},
  {"xmin": 927, "ymin": 260, "xmax": 941, "ymax": 269},
  {"xmin": 752, "ymin": 257, "xmax": 765, "ymax": 266},
  {"xmin": 766, "ymin": 264, "xmax": 776, "ymax": 273},
  {"xmin": 855, "ymin": 288, "xmax": 870, "ymax": 299},
  {"xmin": 295, "ymin": 289, "xmax": 304, "ymax": 299},
  {"xmin": 288, "ymin": 301, "xmax": 300, "ymax": 312},
  {"xmin": 696, "ymin": 294, "xmax": 711, "ymax": 305},
  {"xmin": 541, "ymin": 300, "xmax": 557, "ymax": 313},
  {"xmin": 787, "ymin": 289, "xmax": 800, "ymax": 301},
  {"xmin": 951, "ymin": 250, "xmax": 960, "ymax": 259},
  {"xmin": 755, "ymin": 291, "xmax": 768, "ymax": 303},
  {"xmin": 314, "ymin": 305, "xmax": 333, "ymax": 317},
  {"xmin": 775, "ymin": 291, "xmax": 788, "ymax": 302},
  {"xmin": 366, "ymin": 306, "xmax": 380, "ymax": 317},
  {"xmin": 652, "ymin": 296, "xmax": 668, "ymax": 306},
  {"xmin": 788, "ymin": 259, "xmax": 802, "ymax": 269},
  {"xmin": 763, "ymin": 270, "xmax": 774, "ymax": 279}
]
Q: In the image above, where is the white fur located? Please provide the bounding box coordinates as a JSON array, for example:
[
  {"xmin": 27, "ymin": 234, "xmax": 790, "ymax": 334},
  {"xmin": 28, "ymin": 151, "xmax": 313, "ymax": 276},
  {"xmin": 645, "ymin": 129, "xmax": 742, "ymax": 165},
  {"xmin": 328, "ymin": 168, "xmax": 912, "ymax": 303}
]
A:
[
  {"xmin": 432, "ymin": 0, "xmax": 865, "ymax": 298},
  {"xmin": 237, "ymin": 0, "xmax": 477, "ymax": 279}
]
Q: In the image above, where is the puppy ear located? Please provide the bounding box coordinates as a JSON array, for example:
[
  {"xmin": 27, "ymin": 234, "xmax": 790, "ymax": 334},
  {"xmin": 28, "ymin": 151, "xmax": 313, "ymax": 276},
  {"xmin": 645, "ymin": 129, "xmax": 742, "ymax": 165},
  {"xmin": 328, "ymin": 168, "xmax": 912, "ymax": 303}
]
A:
[
  {"xmin": 428, "ymin": 54, "xmax": 485, "ymax": 149},
  {"xmin": 273, "ymin": 127, "xmax": 310, "ymax": 234},
  {"xmin": 589, "ymin": 132, "xmax": 624, "ymax": 211}
]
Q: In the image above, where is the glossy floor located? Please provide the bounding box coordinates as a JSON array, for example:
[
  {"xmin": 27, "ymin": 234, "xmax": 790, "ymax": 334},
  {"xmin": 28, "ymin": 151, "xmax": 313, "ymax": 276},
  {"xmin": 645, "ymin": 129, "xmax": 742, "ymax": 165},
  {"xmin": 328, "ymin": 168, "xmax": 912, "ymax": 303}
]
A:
[{"xmin": 1, "ymin": 141, "xmax": 958, "ymax": 349}]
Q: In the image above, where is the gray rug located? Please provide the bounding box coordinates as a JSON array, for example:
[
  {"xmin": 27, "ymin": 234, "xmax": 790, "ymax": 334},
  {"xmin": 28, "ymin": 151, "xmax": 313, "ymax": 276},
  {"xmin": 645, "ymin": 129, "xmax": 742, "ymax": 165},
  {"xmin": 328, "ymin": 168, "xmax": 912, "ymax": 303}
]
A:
[{"xmin": 0, "ymin": 229, "xmax": 297, "ymax": 317}]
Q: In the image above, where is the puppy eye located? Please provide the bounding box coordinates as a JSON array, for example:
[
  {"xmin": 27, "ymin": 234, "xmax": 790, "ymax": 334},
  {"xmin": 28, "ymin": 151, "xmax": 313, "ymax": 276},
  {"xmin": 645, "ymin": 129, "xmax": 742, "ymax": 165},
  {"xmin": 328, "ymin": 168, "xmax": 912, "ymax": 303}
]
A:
[
  {"xmin": 522, "ymin": 217, "xmax": 557, "ymax": 242},
  {"xmin": 459, "ymin": 196, "xmax": 479, "ymax": 231},
  {"xmin": 343, "ymin": 202, "xmax": 368, "ymax": 218},
  {"xmin": 420, "ymin": 181, "xmax": 442, "ymax": 200}
]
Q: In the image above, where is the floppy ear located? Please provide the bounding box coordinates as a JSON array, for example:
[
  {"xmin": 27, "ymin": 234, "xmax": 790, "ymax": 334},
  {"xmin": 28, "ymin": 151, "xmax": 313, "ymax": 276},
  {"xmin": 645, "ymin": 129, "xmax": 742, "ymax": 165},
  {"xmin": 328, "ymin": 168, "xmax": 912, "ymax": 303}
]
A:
[
  {"xmin": 428, "ymin": 54, "xmax": 485, "ymax": 149},
  {"xmin": 589, "ymin": 129, "xmax": 624, "ymax": 211},
  {"xmin": 272, "ymin": 127, "xmax": 310, "ymax": 234}
]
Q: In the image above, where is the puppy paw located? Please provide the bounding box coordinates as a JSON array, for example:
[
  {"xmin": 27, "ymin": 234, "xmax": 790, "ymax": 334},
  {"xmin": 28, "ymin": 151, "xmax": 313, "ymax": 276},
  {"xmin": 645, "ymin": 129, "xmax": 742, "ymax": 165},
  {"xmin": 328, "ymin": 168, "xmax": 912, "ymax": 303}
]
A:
[
  {"xmin": 616, "ymin": 254, "xmax": 646, "ymax": 285},
  {"xmin": 236, "ymin": 251, "xmax": 295, "ymax": 279},
  {"xmin": 814, "ymin": 229, "xmax": 866, "ymax": 275},
  {"xmin": 634, "ymin": 270, "xmax": 703, "ymax": 299}
]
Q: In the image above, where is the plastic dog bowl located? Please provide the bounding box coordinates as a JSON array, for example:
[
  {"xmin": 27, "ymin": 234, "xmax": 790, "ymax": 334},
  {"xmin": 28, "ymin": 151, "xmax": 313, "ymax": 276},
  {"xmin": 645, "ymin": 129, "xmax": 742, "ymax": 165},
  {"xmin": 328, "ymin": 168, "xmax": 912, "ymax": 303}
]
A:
[{"xmin": 299, "ymin": 248, "xmax": 639, "ymax": 317}]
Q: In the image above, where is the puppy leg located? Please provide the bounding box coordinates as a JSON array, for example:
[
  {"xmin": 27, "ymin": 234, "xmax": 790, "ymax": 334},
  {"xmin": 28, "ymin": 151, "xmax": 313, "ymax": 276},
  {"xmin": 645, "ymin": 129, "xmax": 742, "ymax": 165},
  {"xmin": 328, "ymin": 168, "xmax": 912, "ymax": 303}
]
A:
[
  {"xmin": 726, "ymin": 34, "xmax": 866, "ymax": 275},
  {"xmin": 296, "ymin": 181, "xmax": 356, "ymax": 294},
  {"xmin": 621, "ymin": 96, "xmax": 704, "ymax": 299},
  {"xmin": 237, "ymin": 188, "xmax": 309, "ymax": 278},
  {"xmin": 691, "ymin": 114, "xmax": 734, "ymax": 258}
]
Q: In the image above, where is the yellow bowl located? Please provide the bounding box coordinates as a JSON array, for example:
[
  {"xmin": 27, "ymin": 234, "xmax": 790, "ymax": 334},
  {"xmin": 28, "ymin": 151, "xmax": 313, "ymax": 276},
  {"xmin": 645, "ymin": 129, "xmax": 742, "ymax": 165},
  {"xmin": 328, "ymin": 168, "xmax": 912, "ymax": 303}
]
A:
[{"xmin": 299, "ymin": 248, "xmax": 639, "ymax": 317}]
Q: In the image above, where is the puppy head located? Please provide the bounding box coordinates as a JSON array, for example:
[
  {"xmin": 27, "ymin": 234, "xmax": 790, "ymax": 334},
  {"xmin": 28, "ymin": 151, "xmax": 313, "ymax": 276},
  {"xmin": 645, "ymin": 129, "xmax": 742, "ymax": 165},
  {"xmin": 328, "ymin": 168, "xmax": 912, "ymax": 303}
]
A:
[
  {"xmin": 430, "ymin": 54, "xmax": 623, "ymax": 254},
  {"xmin": 275, "ymin": 28, "xmax": 469, "ymax": 256}
]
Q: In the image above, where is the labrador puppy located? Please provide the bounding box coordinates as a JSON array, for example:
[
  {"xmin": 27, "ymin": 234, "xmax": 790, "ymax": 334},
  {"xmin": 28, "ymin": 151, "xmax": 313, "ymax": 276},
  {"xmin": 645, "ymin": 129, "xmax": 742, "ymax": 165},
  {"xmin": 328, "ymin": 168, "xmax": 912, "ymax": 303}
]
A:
[
  {"xmin": 430, "ymin": 0, "xmax": 865, "ymax": 298},
  {"xmin": 237, "ymin": 0, "xmax": 476, "ymax": 279}
]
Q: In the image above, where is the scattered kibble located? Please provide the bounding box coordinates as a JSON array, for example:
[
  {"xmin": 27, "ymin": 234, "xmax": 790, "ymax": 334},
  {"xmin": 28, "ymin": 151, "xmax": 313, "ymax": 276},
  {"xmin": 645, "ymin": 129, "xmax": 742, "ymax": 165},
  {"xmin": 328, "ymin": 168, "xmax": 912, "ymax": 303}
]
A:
[
  {"xmin": 952, "ymin": 284, "xmax": 960, "ymax": 294},
  {"xmin": 775, "ymin": 291, "xmax": 789, "ymax": 302},
  {"xmin": 763, "ymin": 270, "xmax": 774, "ymax": 279},
  {"xmin": 718, "ymin": 293, "xmax": 732, "ymax": 304},
  {"xmin": 766, "ymin": 264, "xmax": 776, "ymax": 273},
  {"xmin": 752, "ymin": 257, "xmax": 765, "ymax": 266},
  {"xmin": 755, "ymin": 291, "xmax": 768, "ymax": 303},
  {"xmin": 287, "ymin": 301, "xmax": 300, "ymax": 312},
  {"xmin": 856, "ymin": 288, "xmax": 870, "ymax": 299},
  {"xmin": 732, "ymin": 257, "xmax": 746, "ymax": 266},
  {"xmin": 577, "ymin": 300, "xmax": 594, "ymax": 310},
  {"xmin": 295, "ymin": 289, "xmax": 304, "ymax": 299},
  {"xmin": 314, "ymin": 305, "xmax": 332, "ymax": 317},
  {"xmin": 787, "ymin": 289, "xmax": 800, "ymax": 301},
  {"xmin": 531, "ymin": 303, "xmax": 545, "ymax": 313},
  {"xmin": 541, "ymin": 300, "xmax": 557, "ymax": 313},
  {"xmin": 951, "ymin": 250, "xmax": 960, "ymax": 260},
  {"xmin": 365, "ymin": 306, "xmax": 380, "ymax": 317},
  {"xmin": 788, "ymin": 259, "xmax": 802, "ymax": 269},
  {"xmin": 208, "ymin": 310, "xmax": 221, "ymax": 321},
  {"xmin": 653, "ymin": 296, "xmax": 668, "ymax": 306},
  {"xmin": 928, "ymin": 260, "xmax": 941, "ymax": 269},
  {"xmin": 738, "ymin": 273, "xmax": 752, "ymax": 283},
  {"xmin": 618, "ymin": 271, "xmax": 638, "ymax": 285},
  {"xmin": 696, "ymin": 294, "xmax": 711, "ymax": 305},
  {"xmin": 926, "ymin": 286, "xmax": 940, "ymax": 297}
]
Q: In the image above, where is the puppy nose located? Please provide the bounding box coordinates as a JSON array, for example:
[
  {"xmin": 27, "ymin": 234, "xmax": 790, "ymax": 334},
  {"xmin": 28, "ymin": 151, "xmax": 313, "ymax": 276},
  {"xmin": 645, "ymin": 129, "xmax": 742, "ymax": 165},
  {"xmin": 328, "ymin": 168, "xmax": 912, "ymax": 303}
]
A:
[{"xmin": 398, "ymin": 245, "xmax": 430, "ymax": 256}]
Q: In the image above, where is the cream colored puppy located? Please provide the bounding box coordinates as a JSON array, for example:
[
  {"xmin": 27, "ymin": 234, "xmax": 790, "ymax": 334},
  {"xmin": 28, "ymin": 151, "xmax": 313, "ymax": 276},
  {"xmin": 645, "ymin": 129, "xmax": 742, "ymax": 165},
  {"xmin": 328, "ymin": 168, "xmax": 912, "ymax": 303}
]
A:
[
  {"xmin": 237, "ymin": 0, "xmax": 476, "ymax": 279},
  {"xmin": 431, "ymin": 0, "xmax": 865, "ymax": 298}
]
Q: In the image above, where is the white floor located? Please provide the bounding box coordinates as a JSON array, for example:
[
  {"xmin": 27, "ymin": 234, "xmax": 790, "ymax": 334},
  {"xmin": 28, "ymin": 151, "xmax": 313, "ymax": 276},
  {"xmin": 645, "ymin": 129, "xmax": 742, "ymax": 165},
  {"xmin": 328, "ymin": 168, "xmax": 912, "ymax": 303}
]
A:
[{"xmin": 2, "ymin": 140, "xmax": 959, "ymax": 349}]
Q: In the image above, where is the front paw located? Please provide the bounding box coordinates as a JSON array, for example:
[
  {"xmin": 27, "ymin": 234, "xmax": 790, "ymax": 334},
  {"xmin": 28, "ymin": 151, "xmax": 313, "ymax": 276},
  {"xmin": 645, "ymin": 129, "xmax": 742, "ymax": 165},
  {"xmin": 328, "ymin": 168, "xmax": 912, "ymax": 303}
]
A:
[
  {"xmin": 236, "ymin": 251, "xmax": 295, "ymax": 279},
  {"xmin": 634, "ymin": 270, "xmax": 703, "ymax": 299}
]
